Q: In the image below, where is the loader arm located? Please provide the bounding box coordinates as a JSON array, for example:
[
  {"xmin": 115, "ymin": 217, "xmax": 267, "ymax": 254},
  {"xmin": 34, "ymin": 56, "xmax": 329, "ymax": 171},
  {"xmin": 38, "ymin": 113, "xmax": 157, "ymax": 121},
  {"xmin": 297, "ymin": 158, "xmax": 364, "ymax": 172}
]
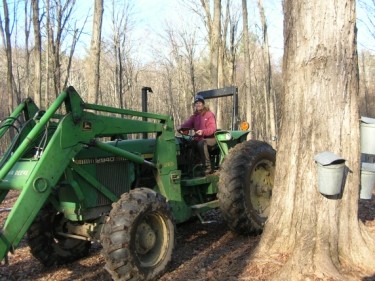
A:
[{"xmin": 0, "ymin": 97, "xmax": 39, "ymax": 140}]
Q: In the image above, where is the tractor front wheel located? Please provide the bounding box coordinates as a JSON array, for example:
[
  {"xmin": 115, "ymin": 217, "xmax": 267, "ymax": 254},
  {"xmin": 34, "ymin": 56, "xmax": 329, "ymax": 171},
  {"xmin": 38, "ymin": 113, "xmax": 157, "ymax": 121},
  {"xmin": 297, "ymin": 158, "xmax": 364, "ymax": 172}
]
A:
[
  {"xmin": 27, "ymin": 206, "xmax": 91, "ymax": 266},
  {"xmin": 218, "ymin": 140, "xmax": 276, "ymax": 235},
  {"xmin": 101, "ymin": 188, "xmax": 175, "ymax": 281}
]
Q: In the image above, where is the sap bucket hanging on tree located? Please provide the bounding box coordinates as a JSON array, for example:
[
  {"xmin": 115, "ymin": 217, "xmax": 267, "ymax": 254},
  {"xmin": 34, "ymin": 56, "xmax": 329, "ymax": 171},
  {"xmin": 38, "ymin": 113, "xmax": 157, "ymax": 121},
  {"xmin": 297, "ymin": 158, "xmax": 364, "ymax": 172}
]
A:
[
  {"xmin": 314, "ymin": 151, "xmax": 346, "ymax": 196},
  {"xmin": 360, "ymin": 117, "xmax": 375, "ymax": 155},
  {"xmin": 360, "ymin": 162, "xmax": 375, "ymax": 199}
]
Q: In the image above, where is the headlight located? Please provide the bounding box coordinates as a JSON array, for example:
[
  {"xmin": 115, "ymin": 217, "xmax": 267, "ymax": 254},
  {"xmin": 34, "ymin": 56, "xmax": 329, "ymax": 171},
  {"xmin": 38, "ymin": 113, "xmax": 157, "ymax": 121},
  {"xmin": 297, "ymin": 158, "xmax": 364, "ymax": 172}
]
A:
[
  {"xmin": 239, "ymin": 121, "xmax": 250, "ymax": 131},
  {"xmin": 224, "ymin": 132, "xmax": 232, "ymax": 140}
]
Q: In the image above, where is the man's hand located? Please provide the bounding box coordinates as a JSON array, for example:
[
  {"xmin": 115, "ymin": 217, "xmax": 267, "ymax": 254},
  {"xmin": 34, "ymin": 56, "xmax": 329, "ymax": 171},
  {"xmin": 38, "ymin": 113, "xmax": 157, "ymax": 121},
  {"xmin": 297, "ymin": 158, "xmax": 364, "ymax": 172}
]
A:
[{"xmin": 195, "ymin": 130, "xmax": 203, "ymax": 136}]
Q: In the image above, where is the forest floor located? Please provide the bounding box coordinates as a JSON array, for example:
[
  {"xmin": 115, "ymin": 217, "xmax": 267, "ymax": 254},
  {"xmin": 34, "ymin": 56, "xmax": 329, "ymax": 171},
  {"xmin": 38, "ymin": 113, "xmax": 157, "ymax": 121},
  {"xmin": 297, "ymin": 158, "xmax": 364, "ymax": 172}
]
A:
[{"xmin": 0, "ymin": 190, "xmax": 374, "ymax": 281}]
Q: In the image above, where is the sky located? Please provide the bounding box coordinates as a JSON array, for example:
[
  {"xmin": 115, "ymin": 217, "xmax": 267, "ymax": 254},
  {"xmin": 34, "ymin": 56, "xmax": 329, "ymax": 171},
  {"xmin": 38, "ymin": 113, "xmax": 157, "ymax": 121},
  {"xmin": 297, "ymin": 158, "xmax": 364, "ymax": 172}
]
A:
[
  {"xmin": 88, "ymin": 0, "xmax": 373, "ymax": 62},
  {"xmin": 71, "ymin": 0, "xmax": 284, "ymax": 61},
  {"xmin": 1, "ymin": 0, "xmax": 374, "ymax": 61}
]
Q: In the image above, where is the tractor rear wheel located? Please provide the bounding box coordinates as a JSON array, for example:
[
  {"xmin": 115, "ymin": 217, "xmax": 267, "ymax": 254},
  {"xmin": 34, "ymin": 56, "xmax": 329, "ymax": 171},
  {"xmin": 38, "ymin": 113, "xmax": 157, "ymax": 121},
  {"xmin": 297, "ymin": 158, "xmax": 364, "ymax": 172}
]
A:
[
  {"xmin": 27, "ymin": 206, "xmax": 91, "ymax": 266},
  {"xmin": 218, "ymin": 140, "xmax": 275, "ymax": 235},
  {"xmin": 101, "ymin": 188, "xmax": 175, "ymax": 281}
]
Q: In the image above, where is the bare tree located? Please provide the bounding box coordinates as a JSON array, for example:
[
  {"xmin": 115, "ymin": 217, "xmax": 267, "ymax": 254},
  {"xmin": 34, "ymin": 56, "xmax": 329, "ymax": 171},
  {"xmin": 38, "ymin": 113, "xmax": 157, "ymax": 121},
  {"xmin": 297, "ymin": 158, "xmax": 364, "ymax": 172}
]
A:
[
  {"xmin": 359, "ymin": 51, "xmax": 371, "ymax": 116},
  {"xmin": 228, "ymin": 5, "xmax": 240, "ymax": 86},
  {"xmin": 180, "ymin": 29, "xmax": 198, "ymax": 98},
  {"xmin": 106, "ymin": 0, "xmax": 135, "ymax": 109},
  {"xmin": 159, "ymin": 23, "xmax": 201, "ymax": 123},
  {"xmin": 23, "ymin": 1, "xmax": 32, "ymax": 99},
  {"xmin": 200, "ymin": 0, "xmax": 221, "ymax": 89},
  {"xmin": 257, "ymin": 0, "xmax": 277, "ymax": 147},
  {"xmin": 199, "ymin": 0, "xmax": 221, "ymax": 126},
  {"xmin": 88, "ymin": 0, "xmax": 103, "ymax": 104},
  {"xmin": 45, "ymin": 0, "xmax": 51, "ymax": 105},
  {"xmin": 241, "ymin": 0, "xmax": 252, "ymax": 135},
  {"xmin": 0, "ymin": 0, "xmax": 15, "ymax": 115},
  {"xmin": 44, "ymin": 0, "xmax": 84, "ymax": 100},
  {"xmin": 254, "ymin": 0, "xmax": 375, "ymax": 279},
  {"xmin": 32, "ymin": 0, "xmax": 42, "ymax": 105}
]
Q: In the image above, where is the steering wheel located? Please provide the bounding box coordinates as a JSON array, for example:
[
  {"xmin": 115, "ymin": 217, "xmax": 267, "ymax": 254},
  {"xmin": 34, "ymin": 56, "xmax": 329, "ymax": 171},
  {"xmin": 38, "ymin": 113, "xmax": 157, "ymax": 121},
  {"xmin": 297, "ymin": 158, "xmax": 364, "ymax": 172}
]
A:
[{"xmin": 177, "ymin": 128, "xmax": 195, "ymax": 142}]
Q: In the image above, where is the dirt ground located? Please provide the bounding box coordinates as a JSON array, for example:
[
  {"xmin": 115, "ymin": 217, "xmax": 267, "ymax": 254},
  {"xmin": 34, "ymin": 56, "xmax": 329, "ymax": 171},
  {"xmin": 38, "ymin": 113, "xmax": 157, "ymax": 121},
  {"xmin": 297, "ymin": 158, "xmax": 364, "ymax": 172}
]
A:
[{"xmin": 0, "ymin": 190, "xmax": 374, "ymax": 281}]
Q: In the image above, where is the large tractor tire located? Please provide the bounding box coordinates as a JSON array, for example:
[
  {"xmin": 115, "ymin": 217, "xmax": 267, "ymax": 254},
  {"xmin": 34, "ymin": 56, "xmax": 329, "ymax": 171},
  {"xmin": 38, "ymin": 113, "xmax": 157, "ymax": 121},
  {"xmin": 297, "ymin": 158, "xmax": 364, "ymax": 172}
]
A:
[
  {"xmin": 27, "ymin": 206, "xmax": 91, "ymax": 266},
  {"xmin": 101, "ymin": 188, "xmax": 175, "ymax": 281},
  {"xmin": 218, "ymin": 140, "xmax": 275, "ymax": 235}
]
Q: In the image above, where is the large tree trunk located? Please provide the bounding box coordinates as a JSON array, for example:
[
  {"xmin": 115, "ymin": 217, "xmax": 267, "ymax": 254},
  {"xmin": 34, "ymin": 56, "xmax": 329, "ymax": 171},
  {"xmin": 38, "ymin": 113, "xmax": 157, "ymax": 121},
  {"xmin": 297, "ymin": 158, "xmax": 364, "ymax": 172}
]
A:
[{"xmin": 254, "ymin": 0, "xmax": 375, "ymax": 279}]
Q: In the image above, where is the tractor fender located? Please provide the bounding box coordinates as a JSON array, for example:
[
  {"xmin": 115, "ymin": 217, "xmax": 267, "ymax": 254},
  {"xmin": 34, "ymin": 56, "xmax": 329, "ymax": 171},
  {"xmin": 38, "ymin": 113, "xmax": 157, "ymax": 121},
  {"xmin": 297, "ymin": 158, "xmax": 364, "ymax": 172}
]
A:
[
  {"xmin": 215, "ymin": 130, "xmax": 249, "ymax": 142},
  {"xmin": 214, "ymin": 130, "xmax": 250, "ymax": 157}
]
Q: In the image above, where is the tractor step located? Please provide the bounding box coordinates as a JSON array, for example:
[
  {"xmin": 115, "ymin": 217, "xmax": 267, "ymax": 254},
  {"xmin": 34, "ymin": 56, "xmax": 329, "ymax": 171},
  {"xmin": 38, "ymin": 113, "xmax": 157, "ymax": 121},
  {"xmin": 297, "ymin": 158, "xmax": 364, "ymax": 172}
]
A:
[
  {"xmin": 181, "ymin": 174, "xmax": 219, "ymax": 187},
  {"xmin": 190, "ymin": 199, "xmax": 219, "ymax": 224}
]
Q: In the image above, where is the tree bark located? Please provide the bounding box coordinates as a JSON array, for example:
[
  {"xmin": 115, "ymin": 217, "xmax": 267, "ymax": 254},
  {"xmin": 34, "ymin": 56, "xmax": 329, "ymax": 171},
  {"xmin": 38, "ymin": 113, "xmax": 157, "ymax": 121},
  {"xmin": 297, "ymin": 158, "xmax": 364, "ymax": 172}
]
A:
[
  {"xmin": 359, "ymin": 52, "xmax": 370, "ymax": 116},
  {"xmin": 24, "ymin": 1, "xmax": 31, "ymax": 99},
  {"xmin": 45, "ymin": 0, "xmax": 51, "ymax": 106},
  {"xmin": 88, "ymin": 0, "xmax": 104, "ymax": 104},
  {"xmin": 241, "ymin": 0, "xmax": 252, "ymax": 137},
  {"xmin": 0, "ymin": 0, "xmax": 14, "ymax": 115},
  {"xmin": 254, "ymin": 0, "xmax": 375, "ymax": 279},
  {"xmin": 257, "ymin": 0, "xmax": 277, "ymax": 147},
  {"xmin": 200, "ymin": 0, "xmax": 221, "ymax": 126},
  {"xmin": 212, "ymin": 0, "xmax": 221, "ymax": 127},
  {"xmin": 200, "ymin": 0, "xmax": 221, "ymax": 89},
  {"xmin": 32, "ymin": 0, "xmax": 42, "ymax": 106}
]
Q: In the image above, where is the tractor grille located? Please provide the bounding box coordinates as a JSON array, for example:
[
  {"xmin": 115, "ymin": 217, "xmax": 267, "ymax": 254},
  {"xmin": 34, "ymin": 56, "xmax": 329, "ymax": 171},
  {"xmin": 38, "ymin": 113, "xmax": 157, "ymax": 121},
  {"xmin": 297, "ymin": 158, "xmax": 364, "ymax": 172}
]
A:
[{"xmin": 96, "ymin": 161, "xmax": 132, "ymax": 205}]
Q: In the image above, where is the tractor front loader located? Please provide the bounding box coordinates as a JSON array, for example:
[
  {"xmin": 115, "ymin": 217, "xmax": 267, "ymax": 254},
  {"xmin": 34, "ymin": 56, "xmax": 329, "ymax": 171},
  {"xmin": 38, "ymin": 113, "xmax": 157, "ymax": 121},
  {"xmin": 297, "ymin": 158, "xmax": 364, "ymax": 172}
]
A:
[{"xmin": 0, "ymin": 86, "xmax": 275, "ymax": 280}]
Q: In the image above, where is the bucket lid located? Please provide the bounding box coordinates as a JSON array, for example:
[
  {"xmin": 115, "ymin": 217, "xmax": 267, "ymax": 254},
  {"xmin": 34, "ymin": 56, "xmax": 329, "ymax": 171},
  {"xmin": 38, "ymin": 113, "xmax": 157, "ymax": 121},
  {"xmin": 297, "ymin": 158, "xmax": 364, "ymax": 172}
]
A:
[
  {"xmin": 361, "ymin": 162, "xmax": 375, "ymax": 172},
  {"xmin": 314, "ymin": 151, "xmax": 345, "ymax": 166},
  {"xmin": 361, "ymin": 116, "xmax": 375, "ymax": 124}
]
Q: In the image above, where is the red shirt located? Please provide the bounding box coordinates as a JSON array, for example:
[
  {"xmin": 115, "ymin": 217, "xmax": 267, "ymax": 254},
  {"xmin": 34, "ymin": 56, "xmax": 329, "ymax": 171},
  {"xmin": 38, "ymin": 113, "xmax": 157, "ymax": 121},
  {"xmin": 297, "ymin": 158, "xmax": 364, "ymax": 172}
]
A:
[{"xmin": 180, "ymin": 110, "xmax": 217, "ymax": 140}]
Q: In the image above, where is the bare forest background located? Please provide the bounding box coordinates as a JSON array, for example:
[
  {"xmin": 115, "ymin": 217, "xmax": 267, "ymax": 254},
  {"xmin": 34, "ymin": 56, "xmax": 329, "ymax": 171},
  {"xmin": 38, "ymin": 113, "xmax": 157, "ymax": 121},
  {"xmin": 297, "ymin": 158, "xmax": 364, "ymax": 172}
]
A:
[{"xmin": 0, "ymin": 0, "xmax": 374, "ymax": 153}]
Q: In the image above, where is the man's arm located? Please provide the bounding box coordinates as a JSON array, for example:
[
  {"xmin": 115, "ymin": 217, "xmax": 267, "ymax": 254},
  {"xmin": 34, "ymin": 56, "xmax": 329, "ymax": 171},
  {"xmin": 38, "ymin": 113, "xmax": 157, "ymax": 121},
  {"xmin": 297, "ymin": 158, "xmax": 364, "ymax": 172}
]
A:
[{"xmin": 179, "ymin": 115, "xmax": 195, "ymax": 130}]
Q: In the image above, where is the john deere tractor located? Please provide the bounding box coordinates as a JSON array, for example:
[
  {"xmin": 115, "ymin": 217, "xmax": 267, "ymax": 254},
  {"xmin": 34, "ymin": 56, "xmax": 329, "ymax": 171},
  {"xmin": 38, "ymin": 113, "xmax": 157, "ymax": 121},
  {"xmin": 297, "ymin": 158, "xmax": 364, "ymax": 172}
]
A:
[{"xmin": 0, "ymin": 86, "xmax": 275, "ymax": 280}]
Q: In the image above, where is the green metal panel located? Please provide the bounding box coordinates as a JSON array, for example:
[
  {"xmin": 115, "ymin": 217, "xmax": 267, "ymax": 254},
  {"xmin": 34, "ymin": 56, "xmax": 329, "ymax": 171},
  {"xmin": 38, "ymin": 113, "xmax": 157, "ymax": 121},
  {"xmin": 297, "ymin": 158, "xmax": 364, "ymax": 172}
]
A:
[
  {"xmin": 0, "ymin": 97, "xmax": 38, "ymax": 140},
  {"xmin": 74, "ymin": 139, "xmax": 157, "ymax": 160},
  {"xmin": 0, "ymin": 91, "xmax": 68, "ymax": 182},
  {"xmin": 215, "ymin": 130, "xmax": 250, "ymax": 162},
  {"xmin": 0, "ymin": 123, "xmax": 84, "ymax": 260},
  {"xmin": 0, "ymin": 160, "xmax": 39, "ymax": 190}
]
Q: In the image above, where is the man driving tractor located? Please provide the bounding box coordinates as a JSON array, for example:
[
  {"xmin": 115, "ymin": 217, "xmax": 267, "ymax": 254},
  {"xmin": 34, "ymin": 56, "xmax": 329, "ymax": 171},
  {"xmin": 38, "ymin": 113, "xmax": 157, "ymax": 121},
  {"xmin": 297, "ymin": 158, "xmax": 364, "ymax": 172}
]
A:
[{"xmin": 177, "ymin": 95, "xmax": 217, "ymax": 175}]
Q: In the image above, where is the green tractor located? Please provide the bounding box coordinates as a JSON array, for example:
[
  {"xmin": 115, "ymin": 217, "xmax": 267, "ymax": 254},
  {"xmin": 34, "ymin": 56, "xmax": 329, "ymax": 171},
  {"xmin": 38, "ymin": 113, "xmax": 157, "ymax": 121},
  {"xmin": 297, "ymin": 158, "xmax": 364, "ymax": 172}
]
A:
[{"xmin": 0, "ymin": 86, "xmax": 275, "ymax": 280}]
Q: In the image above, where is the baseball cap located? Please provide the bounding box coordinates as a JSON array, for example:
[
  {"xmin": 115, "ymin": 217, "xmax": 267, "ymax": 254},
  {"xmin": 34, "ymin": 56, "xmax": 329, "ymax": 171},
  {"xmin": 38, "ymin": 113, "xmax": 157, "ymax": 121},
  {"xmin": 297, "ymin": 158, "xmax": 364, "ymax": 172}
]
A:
[{"xmin": 194, "ymin": 95, "xmax": 205, "ymax": 104}]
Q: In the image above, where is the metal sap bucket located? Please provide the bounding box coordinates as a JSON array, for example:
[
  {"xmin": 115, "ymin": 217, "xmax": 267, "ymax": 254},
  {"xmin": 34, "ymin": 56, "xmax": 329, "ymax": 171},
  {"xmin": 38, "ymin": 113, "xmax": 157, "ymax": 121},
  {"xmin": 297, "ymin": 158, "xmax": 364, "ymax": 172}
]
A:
[
  {"xmin": 360, "ymin": 162, "xmax": 375, "ymax": 199},
  {"xmin": 314, "ymin": 152, "xmax": 345, "ymax": 196},
  {"xmin": 361, "ymin": 117, "xmax": 375, "ymax": 155}
]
